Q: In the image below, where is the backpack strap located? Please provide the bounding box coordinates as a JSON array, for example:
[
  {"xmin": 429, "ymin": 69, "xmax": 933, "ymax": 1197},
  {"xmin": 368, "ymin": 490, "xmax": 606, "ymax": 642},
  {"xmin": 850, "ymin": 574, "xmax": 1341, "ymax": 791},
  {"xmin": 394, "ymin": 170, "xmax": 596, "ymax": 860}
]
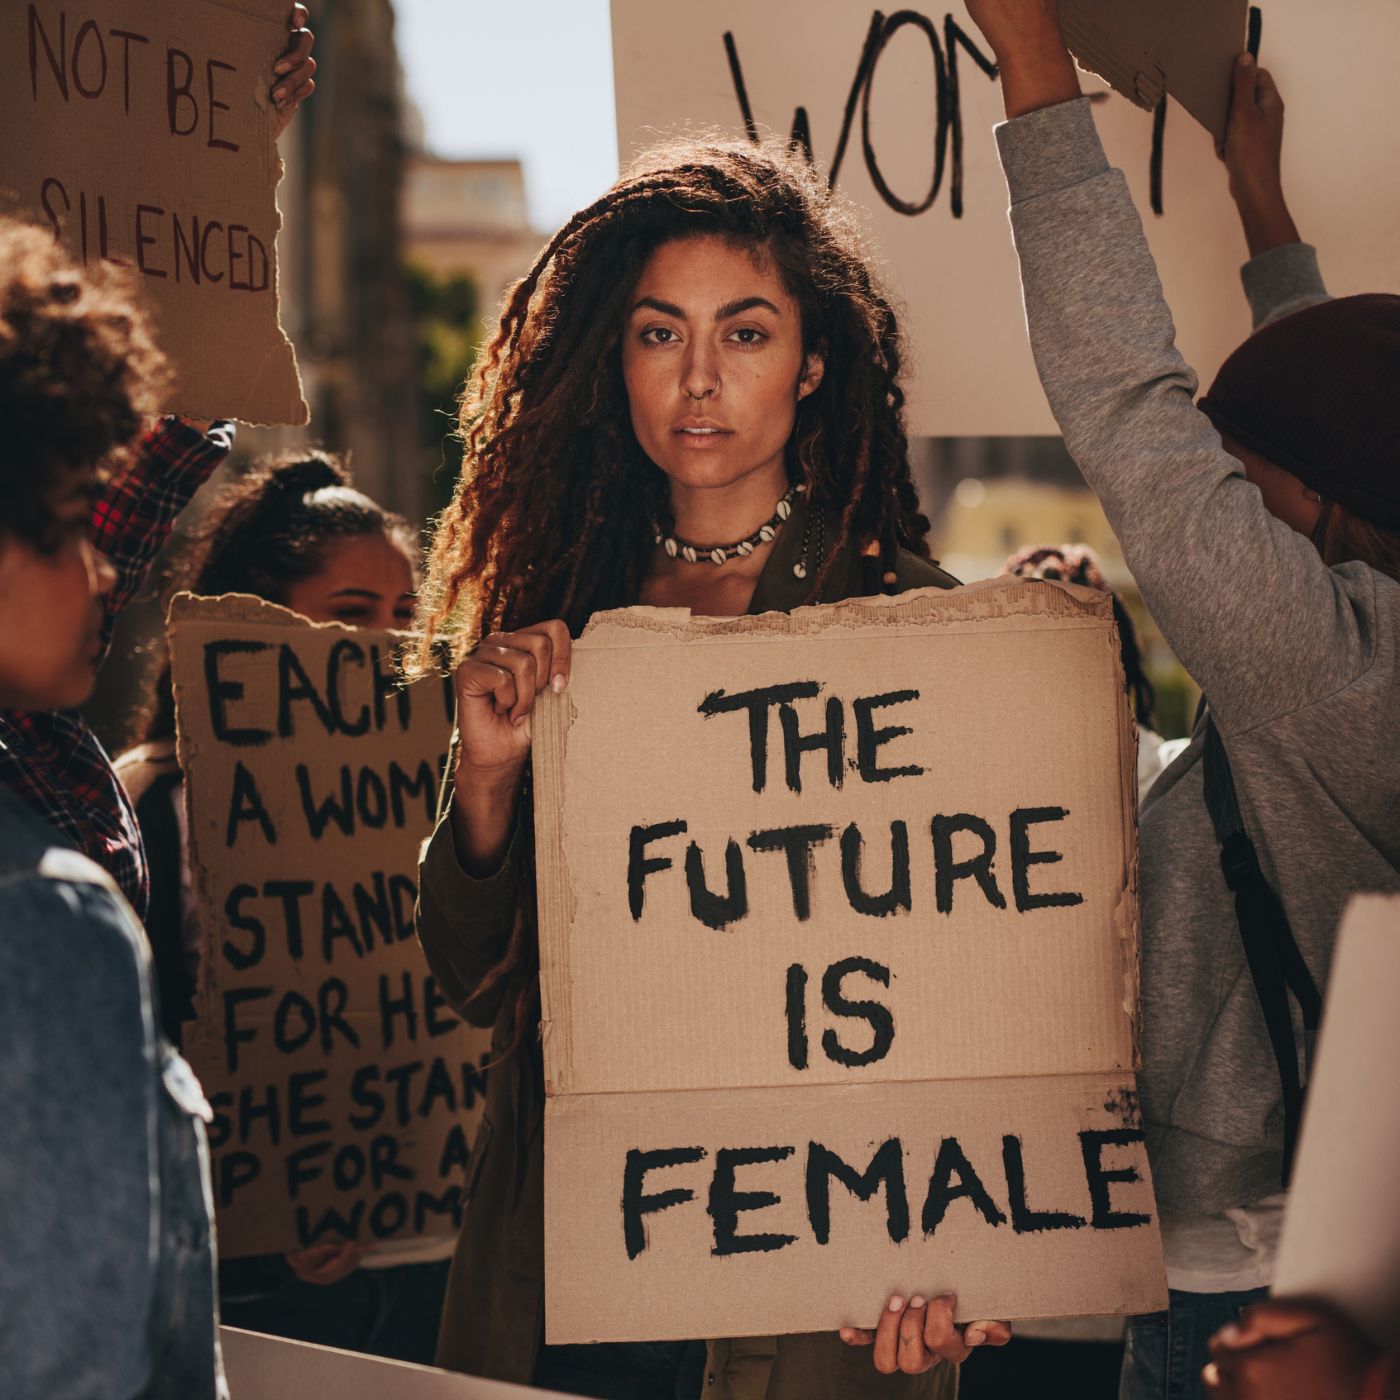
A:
[{"xmin": 1200, "ymin": 707, "xmax": 1323, "ymax": 1185}]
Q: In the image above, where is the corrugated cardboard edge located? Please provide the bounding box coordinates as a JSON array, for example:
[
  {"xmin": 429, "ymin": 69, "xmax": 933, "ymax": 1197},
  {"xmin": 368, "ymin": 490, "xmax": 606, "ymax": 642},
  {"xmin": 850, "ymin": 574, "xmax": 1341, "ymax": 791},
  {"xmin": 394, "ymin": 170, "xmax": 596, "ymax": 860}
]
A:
[
  {"xmin": 170, "ymin": 0, "xmax": 309, "ymax": 426},
  {"xmin": 532, "ymin": 578, "xmax": 1143, "ymax": 1092}
]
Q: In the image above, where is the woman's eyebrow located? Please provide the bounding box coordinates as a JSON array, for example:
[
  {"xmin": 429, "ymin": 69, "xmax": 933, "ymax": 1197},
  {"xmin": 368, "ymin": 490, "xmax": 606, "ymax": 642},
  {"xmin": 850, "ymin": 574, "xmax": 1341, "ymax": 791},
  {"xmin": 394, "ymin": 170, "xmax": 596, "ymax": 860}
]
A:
[
  {"xmin": 328, "ymin": 587, "xmax": 382, "ymax": 600},
  {"xmin": 715, "ymin": 295, "xmax": 781, "ymax": 319},
  {"xmin": 631, "ymin": 295, "xmax": 686, "ymax": 317}
]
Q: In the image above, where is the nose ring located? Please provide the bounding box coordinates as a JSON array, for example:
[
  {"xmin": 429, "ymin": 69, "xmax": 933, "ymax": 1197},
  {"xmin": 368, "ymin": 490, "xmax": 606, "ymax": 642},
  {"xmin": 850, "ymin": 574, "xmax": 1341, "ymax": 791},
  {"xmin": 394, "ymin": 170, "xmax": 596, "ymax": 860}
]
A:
[{"xmin": 687, "ymin": 379, "xmax": 719, "ymax": 404}]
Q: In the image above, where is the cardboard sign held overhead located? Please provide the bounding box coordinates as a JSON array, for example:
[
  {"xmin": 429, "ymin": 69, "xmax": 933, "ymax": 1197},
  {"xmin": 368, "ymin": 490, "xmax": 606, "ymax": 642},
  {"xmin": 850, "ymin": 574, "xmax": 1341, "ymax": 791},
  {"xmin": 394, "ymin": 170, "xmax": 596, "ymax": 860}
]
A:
[
  {"xmin": 1061, "ymin": 0, "xmax": 1248, "ymax": 142},
  {"xmin": 612, "ymin": 1, "xmax": 1400, "ymax": 439},
  {"xmin": 0, "ymin": 0, "xmax": 308, "ymax": 425},
  {"xmin": 1274, "ymin": 895, "xmax": 1400, "ymax": 1350},
  {"xmin": 170, "ymin": 595, "xmax": 489, "ymax": 1257},
  {"xmin": 533, "ymin": 580, "xmax": 1167, "ymax": 1343}
]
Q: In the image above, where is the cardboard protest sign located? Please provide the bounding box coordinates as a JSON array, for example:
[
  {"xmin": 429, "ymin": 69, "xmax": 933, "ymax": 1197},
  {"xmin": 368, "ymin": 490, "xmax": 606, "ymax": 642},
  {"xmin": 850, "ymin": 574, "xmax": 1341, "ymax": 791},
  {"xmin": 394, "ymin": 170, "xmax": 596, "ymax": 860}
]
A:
[
  {"xmin": 169, "ymin": 594, "xmax": 489, "ymax": 1257},
  {"xmin": 0, "ymin": 0, "xmax": 307, "ymax": 425},
  {"xmin": 1060, "ymin": 0, "xmax": 1247, "ymax": 142},
  {"xmin": 220, "ymin": 1327, "xmax": 571, "ymax": 1399},
  {"xmin": 1274, "ymin": 895, "xmax": 1400, "ymax": 1349},
  {"xmin": 612, "ymin": 0, "xmax": 1400, "ymax": 438},
  {"xmin": 533, "ymin": 580, "xmax": 1166, "ymax": 1343}
]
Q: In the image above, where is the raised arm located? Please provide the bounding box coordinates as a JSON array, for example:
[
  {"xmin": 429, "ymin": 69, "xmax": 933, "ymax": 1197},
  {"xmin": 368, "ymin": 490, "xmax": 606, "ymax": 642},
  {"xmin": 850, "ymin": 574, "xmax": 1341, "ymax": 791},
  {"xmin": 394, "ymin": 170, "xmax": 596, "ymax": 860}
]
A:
[
  {"xmin": 1221, "ymin": 55, "xmax": 1331, "ymax": 329},
  {"xmin": 90, "ymin": 417, "xmax": 233, "ymax": 656},
  {"xmin": 965, "ymin": 2, "xmax": 1374, "ymax": 732}
]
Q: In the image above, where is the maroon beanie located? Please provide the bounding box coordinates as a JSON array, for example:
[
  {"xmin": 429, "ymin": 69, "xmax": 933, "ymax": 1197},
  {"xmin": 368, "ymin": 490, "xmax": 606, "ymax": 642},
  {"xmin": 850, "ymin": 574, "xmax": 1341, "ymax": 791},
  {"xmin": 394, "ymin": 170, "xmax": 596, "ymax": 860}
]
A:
[{"xmin": 1199, "ymin": 293, "xmax": 1400, "ymax": 530}]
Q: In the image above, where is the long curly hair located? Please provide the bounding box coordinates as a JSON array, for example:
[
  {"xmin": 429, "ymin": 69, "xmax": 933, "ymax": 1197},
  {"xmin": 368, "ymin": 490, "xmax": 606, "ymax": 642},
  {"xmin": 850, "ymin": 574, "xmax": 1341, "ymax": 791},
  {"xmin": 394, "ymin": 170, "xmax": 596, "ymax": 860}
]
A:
[{"xmin": 414, "ymin": 137, "xmax": 934, "ymax": 1057}]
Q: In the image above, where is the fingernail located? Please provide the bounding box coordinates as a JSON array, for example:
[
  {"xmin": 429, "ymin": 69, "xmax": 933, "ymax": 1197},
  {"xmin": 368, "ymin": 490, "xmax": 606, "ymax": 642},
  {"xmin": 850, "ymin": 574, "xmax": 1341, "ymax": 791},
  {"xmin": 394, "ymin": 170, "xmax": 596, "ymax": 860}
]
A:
[
  {"xmin": 512, "ymin": 714, "xmax": 528, "ymax": 728},
  {"xmin": 551, "ymin": 673, "xmax": 565, "ymax": 693},
  {"xmin": 940, "ymin": 1294, "xmax": 958, "ymax": 1309},
  {"xmin": 888, "ymin": 1296, "xmax": 905, "ymax": 1312},
  {"xmin": 910, "ymin": 1297, "xmax": 926, "ymax": 1310},
  {"xmin": 966, "ymin": 1329, "xmax": 986, "ymax": 1347},
  {"xmin": 1241, "ymin": 52, "xmax": 1255, "ymax": 67},
  {"xmin": 839, "ymin": 1328, "xmax": 852, "ymax": 1342},
  {"xmin": 1216, "ymin": 1324, "xmax": 1241, "ymax": 1346},
  {"xmin": 273, "ymin": 84, "xmax": 288, "ymax": 101},
  {"xmin": 274, "ymin": 59, "xmax": 292, "ymax": 74}
]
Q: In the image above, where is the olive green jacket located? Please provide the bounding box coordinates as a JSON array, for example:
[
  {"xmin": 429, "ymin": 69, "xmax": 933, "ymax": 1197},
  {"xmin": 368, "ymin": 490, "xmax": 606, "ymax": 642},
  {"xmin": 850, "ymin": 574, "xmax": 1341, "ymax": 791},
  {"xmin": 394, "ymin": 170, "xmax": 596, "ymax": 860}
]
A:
[{"xmin": 418, "ymin": 501, "xmax": 961, "ymax": 1399}]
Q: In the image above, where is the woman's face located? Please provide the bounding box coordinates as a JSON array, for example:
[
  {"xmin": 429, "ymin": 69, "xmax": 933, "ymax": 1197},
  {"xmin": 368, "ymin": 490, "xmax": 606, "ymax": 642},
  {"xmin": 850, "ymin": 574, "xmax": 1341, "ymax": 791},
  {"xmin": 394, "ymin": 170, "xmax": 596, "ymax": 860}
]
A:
[
  {"xmin": 282, "ymin": 531, "xmax": 417, "ymax": 631},
  {"xmin": 0, "ymin": 482, "xmax": 116, "ymax": 711},
  {"xmin": 620, "ymin": 234, "xmax": 824, "ymax": 496}
]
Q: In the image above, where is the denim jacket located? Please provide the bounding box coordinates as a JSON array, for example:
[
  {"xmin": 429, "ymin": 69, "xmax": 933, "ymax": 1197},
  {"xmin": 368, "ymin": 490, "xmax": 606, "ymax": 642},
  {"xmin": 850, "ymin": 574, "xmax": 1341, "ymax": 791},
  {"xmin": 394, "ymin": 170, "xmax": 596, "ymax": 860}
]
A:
[{"xmin": 0, "ymin": 789, "xmax": 226, "ymax": 1400}]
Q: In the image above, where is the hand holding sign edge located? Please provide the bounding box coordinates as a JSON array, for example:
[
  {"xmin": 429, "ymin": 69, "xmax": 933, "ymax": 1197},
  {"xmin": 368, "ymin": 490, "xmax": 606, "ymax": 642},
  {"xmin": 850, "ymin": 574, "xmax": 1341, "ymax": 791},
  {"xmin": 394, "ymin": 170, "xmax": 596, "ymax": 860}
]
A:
[{"xmin": 450, "ymin": 619, "xmax": 572, "ymax": 876}]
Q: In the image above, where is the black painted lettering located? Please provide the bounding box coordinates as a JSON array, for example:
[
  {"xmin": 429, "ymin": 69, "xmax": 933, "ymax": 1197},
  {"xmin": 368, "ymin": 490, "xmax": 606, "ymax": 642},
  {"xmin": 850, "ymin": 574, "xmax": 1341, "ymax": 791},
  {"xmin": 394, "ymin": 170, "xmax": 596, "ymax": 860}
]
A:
[
  {"xmin": 348, "ymin": 1065, "xmax": 385, "ymax": 1130},
  {"xmin": 204, "ymin": 640, "xmax": 272, "ymax": 745},
  {"xmin": 165, "ymin": 46, "xmax": 197, "ymax": 135},
  {"xmin": 205, "ymin": 57, "xmax": 238, "ymax": 151},
  {"xmin": 821, "ymin": 957, "xmax": 895, "ymax": 1067},
  {"xmin": 921, "ymin": 1136, "xmax": 1007, "ymax": 1234},
  {"xmin": 225, "ymin": 760, "xmax": 277, "ymax": 848},
  {"xmin": 932, "ymin": 813, "xmax": 1006, "ymax": 913},
  {"xmin": 709, "ymin": 1146, "xmax": 797, "ymax": 1256},
  {"xmin": 778, "ymin": 695, "xmax": 844, "ymax": 793},
  {"xmin": 1002, "ymin": 1135, "xmax": 1086, "ymax": 1233},
  {"xmin": 840, "ymin": 821, "xmax": 911, "ymax": 917},
  {"xmin": 852, "ymin": 690, "xmax": 924, "ymax": 782},
  {"xmin": 747, "ymin": 824, "xmax": 833, "ymax": 920},
  {"xmin": 1079, "ymin": 1130, "xmax": 1151, "ymax": 1230},
  {"xmin": 297, "ymin": 764, "xmax": 354, "ymax": 839},
  {"xmin": 222, "ymin": 986, "xmax": 271, "ymax": 1073},
  {"xmin": 222, "ymin": 884, "xmax": 265, "ymax": 970},
  {"xmin": 622, "ymin": 1147, "xmax": 706, "ymax": 1260},
  {"xmin": 698, "ymin": 681, "xmax": 820, "ymax": 793},
  {"xmin": 685, "ymin": 838, "xmax": 749, "ymax": 929},
  {"xmin": 785, "ymin": 963, "xmax": 809, "ymax": 1071},
  {"xmin": 379, "ymin": 972, "xmax": 419, "ymax": 1050},
  {"xmin": 1010, "ymin": 807, "xmax": 1083, "ymax": 912},
  {"xmin": 806, "ymin": 1138, "xmax": 910, "ymax": 1245},
  {"xmin": 264, "ymin": 879, "xmax": 313, "ymax": 961},
  {"xmin": 278, "ymin": 644, "xmax": 337, "ymax": 737},
  {"xmin": 628, "ymin": 820, "xmax": 687, "ymax": 920}
]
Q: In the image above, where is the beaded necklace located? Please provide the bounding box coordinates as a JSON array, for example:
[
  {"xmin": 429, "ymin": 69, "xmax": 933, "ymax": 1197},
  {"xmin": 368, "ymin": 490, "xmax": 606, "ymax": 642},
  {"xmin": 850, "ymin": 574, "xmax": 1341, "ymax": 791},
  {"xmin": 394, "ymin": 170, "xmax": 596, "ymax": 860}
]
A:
[{"xmin": 654, "ymin": 482, "xmax": 807, "ymax": 570}]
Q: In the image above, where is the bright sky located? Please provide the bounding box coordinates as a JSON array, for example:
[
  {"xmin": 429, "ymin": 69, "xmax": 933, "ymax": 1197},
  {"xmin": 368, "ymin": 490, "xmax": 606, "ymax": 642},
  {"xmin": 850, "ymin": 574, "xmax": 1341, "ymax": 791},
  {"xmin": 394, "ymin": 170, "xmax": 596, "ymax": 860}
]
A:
[{"xmin": 393, "ymin": 0, "xmax": 620, "ymax": 233}]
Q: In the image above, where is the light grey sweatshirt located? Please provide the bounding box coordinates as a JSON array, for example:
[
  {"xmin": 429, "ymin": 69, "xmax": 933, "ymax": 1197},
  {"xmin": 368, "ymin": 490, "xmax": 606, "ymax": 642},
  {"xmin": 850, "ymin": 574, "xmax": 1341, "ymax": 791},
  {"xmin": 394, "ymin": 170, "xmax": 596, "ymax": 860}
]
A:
[{"xmin": 996, "ymin": 99, "xmax": 1400, "ymax": 1214}]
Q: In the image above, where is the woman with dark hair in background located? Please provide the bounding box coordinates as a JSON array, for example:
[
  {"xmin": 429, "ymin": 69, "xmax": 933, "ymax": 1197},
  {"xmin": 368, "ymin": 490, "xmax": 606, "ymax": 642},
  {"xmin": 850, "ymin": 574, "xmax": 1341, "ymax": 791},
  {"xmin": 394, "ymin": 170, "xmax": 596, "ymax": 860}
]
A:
[
  {"xmin": 116, "ymin": 452, "xmax": 449, "ymax": 1365},
  {"xmin": 409, "ymin": 133, "xmax": 987, "ymax": 1400}
]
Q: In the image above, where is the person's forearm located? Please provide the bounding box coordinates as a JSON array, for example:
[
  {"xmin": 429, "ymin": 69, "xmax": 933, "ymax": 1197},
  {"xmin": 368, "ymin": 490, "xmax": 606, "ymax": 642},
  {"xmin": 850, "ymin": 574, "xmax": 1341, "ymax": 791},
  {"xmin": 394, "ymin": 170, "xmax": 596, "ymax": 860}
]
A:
[
  {"xmin": 967, "ymin": 2, "xmax": 1081, "ymax": 117},
  {"xmin": 1234, "ymin": 190, "xmax": 1301, "ymax": 259},
  {"xmin": 450, "ymin": 768, "xmax": 522, "ymax": 876}
]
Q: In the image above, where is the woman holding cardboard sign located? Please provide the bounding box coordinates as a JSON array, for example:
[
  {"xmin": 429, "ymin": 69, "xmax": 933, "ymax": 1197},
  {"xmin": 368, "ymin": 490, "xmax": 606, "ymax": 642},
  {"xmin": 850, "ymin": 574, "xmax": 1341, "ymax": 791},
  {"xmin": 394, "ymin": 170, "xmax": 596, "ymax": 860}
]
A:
[
  {"xmin": 411, "ymin": 143, "xmax": 985, "ymax": 1398},
  {"xmin": 931, "ymin": 3, "xmax": 1400, "ymax": 1398}
]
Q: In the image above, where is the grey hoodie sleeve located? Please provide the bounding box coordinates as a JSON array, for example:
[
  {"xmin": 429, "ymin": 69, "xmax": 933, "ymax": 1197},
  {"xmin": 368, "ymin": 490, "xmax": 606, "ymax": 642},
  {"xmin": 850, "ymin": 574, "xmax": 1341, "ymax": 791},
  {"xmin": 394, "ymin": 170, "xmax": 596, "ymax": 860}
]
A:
[
  {"xmin": 1241, "ymin": 242, "xmax": 1329, "ymax": 329},
  {"xmin": 995, "ymin": 99, "xmax": 1375, "ymax": 735}
]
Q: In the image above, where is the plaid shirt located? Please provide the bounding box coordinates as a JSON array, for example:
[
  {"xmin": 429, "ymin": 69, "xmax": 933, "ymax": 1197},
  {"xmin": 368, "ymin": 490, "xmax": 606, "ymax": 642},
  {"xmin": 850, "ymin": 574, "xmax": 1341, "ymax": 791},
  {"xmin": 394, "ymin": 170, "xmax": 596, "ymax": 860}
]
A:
[{"xmin": 0, "ymin": 419, "xmax": 234, "ymax": 916}]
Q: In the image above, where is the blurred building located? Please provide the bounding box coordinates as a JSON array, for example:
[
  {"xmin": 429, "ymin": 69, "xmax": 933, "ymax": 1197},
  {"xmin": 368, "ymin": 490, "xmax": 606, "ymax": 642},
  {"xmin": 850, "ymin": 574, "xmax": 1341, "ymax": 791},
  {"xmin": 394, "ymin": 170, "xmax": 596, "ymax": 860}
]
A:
[{"xmin": 402, "ymin": 155, "xmax": 546, "ymax": 317}]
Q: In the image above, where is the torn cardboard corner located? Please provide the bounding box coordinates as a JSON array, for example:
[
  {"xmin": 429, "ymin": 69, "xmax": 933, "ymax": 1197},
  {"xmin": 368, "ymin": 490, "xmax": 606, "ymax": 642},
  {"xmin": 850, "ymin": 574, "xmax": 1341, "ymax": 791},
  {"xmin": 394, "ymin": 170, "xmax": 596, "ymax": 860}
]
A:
[
  {"xmin": 1274, "ymin": 895, "xmax": 1400, "ymax": 1350},
  {"xmin": 0, "ymin": 0, "xmax": 307, "ymax": 425},
  {"xmin": 169, "ymin": 593, "xmax": 488, "ymax": 1256},
  {"xmin": 1062, "ymin": 0, "xmax": 1249, "ymax": 141},
  {"xmin": 534, "ymin": 580, "xmax": 1163, "ymax": 1342}
]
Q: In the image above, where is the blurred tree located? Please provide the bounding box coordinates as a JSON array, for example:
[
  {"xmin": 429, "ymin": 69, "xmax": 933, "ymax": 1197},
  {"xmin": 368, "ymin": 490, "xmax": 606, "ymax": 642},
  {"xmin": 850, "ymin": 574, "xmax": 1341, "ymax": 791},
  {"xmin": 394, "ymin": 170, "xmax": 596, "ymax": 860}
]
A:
[{"xmin": 406, "ymin": 261, "xmax": 482, "ymax": 517}]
